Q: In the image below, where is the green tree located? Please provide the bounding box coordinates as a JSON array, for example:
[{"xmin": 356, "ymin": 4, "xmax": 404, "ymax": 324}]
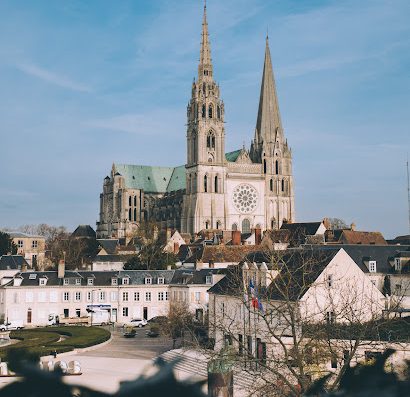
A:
[{"xmin": 0, "ymin": 232, "xmax": 17, "ymax": 256}]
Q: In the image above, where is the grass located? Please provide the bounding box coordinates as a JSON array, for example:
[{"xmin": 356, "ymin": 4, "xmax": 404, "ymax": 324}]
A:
[{"xmin": 0, "ymin": 326, "xmax": 111, "ymax": 360}]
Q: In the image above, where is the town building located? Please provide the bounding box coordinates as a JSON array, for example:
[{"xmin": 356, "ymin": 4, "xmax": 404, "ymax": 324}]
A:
[
  {"xmin": 9, "ymin": 232, "xmax": 46, "ymax": 268},
  {"xmin": 97, "ymin": 4, "xmax": 295, "ymax": 239}
]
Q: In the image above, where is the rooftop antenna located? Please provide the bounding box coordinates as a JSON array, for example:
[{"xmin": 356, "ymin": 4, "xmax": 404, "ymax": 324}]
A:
[{"xmin": 407, "ymin": 156, "xmax": 410, "ymax": 234}]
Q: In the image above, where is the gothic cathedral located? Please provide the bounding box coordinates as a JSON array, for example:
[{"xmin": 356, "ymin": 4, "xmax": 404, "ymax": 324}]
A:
[{"xmin": 97, "ymin": 4, "xmax": 295, "ymax": 239}]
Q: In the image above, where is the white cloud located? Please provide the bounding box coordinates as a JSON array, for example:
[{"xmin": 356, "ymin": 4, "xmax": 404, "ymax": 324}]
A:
[{"xmin": 16, "ymin": 62, "xmax": 91, "ymax": 92}]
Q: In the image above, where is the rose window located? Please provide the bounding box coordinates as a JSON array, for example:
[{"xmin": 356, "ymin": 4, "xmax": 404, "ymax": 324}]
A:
[{"xmin": 232, "ymin": 184, "xmax": 258, "ymax": 214}]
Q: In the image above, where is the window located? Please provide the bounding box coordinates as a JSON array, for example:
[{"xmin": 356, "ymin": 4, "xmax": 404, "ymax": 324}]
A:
[
  {"xmin": 206, "ymin": 275, "xmax": 212, "ymax": 285},
  {"xmin": 217, "ymin": 105, "xmax": 221, "ymax": 119},
  {"xmin": 134, "ymin": 292, "xmax": 140, "ymax": 301},
  {"xmin": 75, "ymin": 278, "xmax": 81, "ymax": 285},
  {"xmin": 281, "ymin": 179, "xmax": 285, "ymax": 192},
  {"xmin": 208, "ymin": 104, "xmax": 213, "ymax": 118},
  {"xmin": 76, "ymin": 309, "xmax": 81, "ymax": 317},
  {"xmin": 111, "ymin": 291, "xmax": 118, "ymax": 301},
  {"xmin": 331, "ymin": 355, "xmax": 338, "ymax": 369},
  {"xmin": 75, "ymin": 292, "xmax": 81, "ymax": 301},
  {"xmin": 327, "ymin": 274, "xmax": 333, "ymax": 288},
  {"xmin": 158, "ymin": 292, "xmax": 164, "ymax": 301},
  {"xmin": 157, "ymin": 277, "xmax": 164, "ymax": 285},
  {"xmin": 204, "ymin": 175, "xmax": 208, "ymax": 192},
  {"xmin": 122, "ymin": 307, "xmax": 129, "ymax": 317},
  {"xmin": 128, "ymin": 208, "xmax": 132, "ymax": 221},
  {"xmin": 242, "ymin": 219, "xmax": 251, "ymax": 234},
  {"xmin": 326, "ymin": 311, "xmax": 335, "ymax": 325},
  {"xmin": 165, "ymin": 292, "xmax": 169, "ymax": 301},
  {"xmin": 195, "ymin": 292, "xmax": 200, "ymax": 302},
  {"xmin": 232, "ymin": 223, "xmax": 238, "ymax": 231},
  {"xmin": 87, "ymin": 291, "xmax": 92, "ymax": 301},
  {"xmin": 214, "ymin": 176, "xmax": 218, "ymax": 193},
  {"xmin": 369, "ymin": 260, "xmax": 377, "ymax": 273},
  {"xmin": 99, "ymin": 291, "xmax": 106, "ymax": 301},
  {"xmin": 202, "ymin": 104, "xmax": 206, "ymax": 118},
  {"xmin": 63, "ymin": 292, "xmax": 69, "ymax": 302},
  {"xmin": 270, "ymin": 179, "xmax": 273, "ymax": 191},
  {"xmin": 134, "ymin": 196, "xmax": 137, "ymax": 206},
  {"xmin": 205, "ymin": 221, "xmax": 210, "ymax": 229},
  {"xmin": 39, "ymin": 278, "xmax": 47, "ymax": 286},
  {"xmin": 216, "ymin": 221, "xmax": 221, "ymax": 230},
  {"xmin": 238, "ymin": 334, "xmax": 243, "ymax": 356},
  {"xmin": 134, "ymin": 208, "xmax": 137, "ymax": 221},
  {"xmin": 275, "ymin": 160, "xmax": 279, "ymax": 174},
  {"xmin": 111, "ymin": 278, "xmax": 118, "ymax": 286},
  {"xmin": 32, "ymin": 240, "xmax": 38, "ymax": 248},
  {"xmin": 122, "ymin": 292, "xmax": 129, "ymax": 302},
  {"xmin": 122, "ymin": 277, "xmax": 130, "ymax": 285},
  {"xmin": 87, "ymin": 278, "xmax": 94, "ymax": 286},
  {"xmin": 129, "ymin": 196, "xmax": 132, "ymax": 206},
  {"xmin": 63, "ymin": 278, "xmax": 69, "ymax": 285},
  {"xmin": 145, "ymin": 277, "xmax": 152, "ymax": 285},
  {"xmin": 263, "ymin": 159, "xmax": 267, "ymax": 174},
  {"xmin": 63, "ymin": 309, "xmax": 69, "ymax": 318},
  {"xmin": 17, "ymin": 240, "xmax": 23, "ymax": 248},
  {"xmin": 145, "ymin": 292, "xmax": 151, "ymax": 301},
  {"xmin": 394, "ymin": 258, "xmax": 401, "ymax": 272}
]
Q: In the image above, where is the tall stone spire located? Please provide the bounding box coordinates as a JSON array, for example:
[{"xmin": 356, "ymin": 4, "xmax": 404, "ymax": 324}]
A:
[
  {"xmin": 255, "ymin": 36, "xmax": 283, "ymax": 146},
  {"xmin": 198, "ymin": 2, "xmax": 213, "ymax": 79}
]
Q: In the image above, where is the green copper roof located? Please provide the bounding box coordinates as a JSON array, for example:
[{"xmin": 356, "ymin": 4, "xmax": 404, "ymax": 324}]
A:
[
  {"xmin": 225, "ymin": 149, "xmax": 241, "ymax": 162},
  {"xmin": 114, "ymin": 164, "xmax": 186, "ymax": 193}
]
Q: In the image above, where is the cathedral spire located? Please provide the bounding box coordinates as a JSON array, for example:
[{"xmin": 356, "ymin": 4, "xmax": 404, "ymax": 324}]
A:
[
  {"xmin": 198, "ymin": 1, "xmax": 213, "ymax": 79},
  {"xmin": 255, "ymin": 36, "xmax": 283, "ymax": 145}
]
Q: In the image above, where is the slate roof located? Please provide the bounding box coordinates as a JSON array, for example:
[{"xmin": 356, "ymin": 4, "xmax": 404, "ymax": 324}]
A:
[
  {"xmin": 97, "ymin": 239, "xmax": 119, "ymax": 255},
  {"xmin": 326, "ymin": 230, "xmax": 387, "ymax": 245},
  {"xmin": 71, "ymin": 225, "xmax": 96, "ymax": 239},
  {"xmin": 280, "ymin": 222, "xmax": 323, "ymax": 236},
  {"xmin": 170, "ymin": 268, "xmax": 227, "ymax": 285},
  {"xmin": 225, "ymin": 150, "xmax": 242, "ymax": 162},
  {"xmin": 208, "ymin": 248, "xmax": 340, "ymax": 301},
  {"xmin": 0, "ymin": 255, "xmax": 30, "ymax": 270},
  {"xmin": 114, "ymin": 164, "xmax": 185, "ymax": 193},
  {"xmin": 184, "ymin": 245, "xmax": 260, "ymax": 264},
  {"xmin": 8, "ymin": 232, "xmax": 44, "ymax": 239},
  {"xmin": 4, "ymin": 270, "xmax": 177, "ymax": 287}
]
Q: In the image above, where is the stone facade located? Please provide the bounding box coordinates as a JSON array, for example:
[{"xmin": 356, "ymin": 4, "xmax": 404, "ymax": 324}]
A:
[{"xmin": 97, "ymin": 4, "xmax": 295, "ymax": 239}]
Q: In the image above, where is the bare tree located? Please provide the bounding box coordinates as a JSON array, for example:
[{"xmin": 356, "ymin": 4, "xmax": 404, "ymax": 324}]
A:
[{"xmin": 207, "ymin": 248, "xmax": 407, "ymax": 396}]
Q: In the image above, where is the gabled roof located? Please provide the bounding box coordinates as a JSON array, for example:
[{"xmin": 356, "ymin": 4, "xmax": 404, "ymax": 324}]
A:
[
  {"xmin": 186, "ymin": 245, "xmax": 261, "ymax": 264},
  {"xmin": 225, "ymin": 150, "xmax": 241, "ymax": 162},
  {"xmin": 280, "ymin": 222, "xmax": 323, "ymax": 236},
  {"xmin": 97, "ymin": 239, "xmax": 119, "ymax": 254},
  {"xmin": 0, "ymin": 255, "xmax": 30, "ymax": 270},
  {"xmin": 327, "ymin": 230, "xmax": 387, "ymax": 245}
]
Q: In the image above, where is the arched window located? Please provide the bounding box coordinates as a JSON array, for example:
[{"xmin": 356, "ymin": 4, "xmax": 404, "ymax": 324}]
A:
[
  {"xmin": 203, "ymin": 82, "xmax": 206, "ymax": 93},
  {"xmin": 242, "ymin": 219, "xmax": 251, "ymax": 234},
  {"xmin": 232, "ymin": 223, "xmax": 238, "ymax": 231},
  {"xmin": 205, "ymin": 221, "xmax": 210, "ymax": 230},
  {"xmin": 129, "ymin": 196, "xmax": 132, "ymax": 207},
  {"xmin": 212, "ymin": 135, "xmax": 215, "ymax": 148},
  {"xmin": 270, "ymin": 179, "xmax": 273, "ymax": 191},
  {"xmin": 208, "ymin": 104, "xmax": 213, "ymax": 119},
  {"xmin": 134, "ymin": 208, "xmax": 137, "ymax": 222},
  {"xmin": 281, "ymin": 179, "xmax": 285, "ymax": 192},
  {"xmin": 214, "ymin": 175, "xmax": 218, "ymax": 193},
  {"xmin": 207, "ymin": 132, "xmax": 215, "ymax": 149},
  {"xmin": 271, "ymin": 218, "xmax": 276, "ymax": 229},
  {"xmin": 217, "ymin": 105, "xmax": 221, "ymax": 119},
  {"xmin": 128, "ymin": 208, "xmax": 132, "ymax": 221},
  {"xmin": 204, "ymin": 175, "xmax": 208, "ymax": 193},
  {"xmin": 263, "ymin": 159, "xmax": 267, "ymax": 174},
  {"xmin": 275, "ymin": 160, "xmax": 279, "ymax": 175},
  {"xmin": 202, "ymin": 105, "xmax": 206, "ymax": 118},
  {"xmin": 134, "ymin": 196, "xmax": 137, "ymax": 206},
  {"xmin": 216, "ymin": 221, "xmax": 221, "ymax": 230}
]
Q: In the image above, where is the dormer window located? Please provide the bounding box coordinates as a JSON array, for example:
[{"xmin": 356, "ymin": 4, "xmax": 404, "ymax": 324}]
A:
[
  {"xmin": 205, "ymin": 275, "xmax": 212, "ymax": 285},
  {"xmin": 87, "ymin": 278, "xmax": 94, "ymax": 286},
  {"xmin": 145, "ymin": 277, "xmax": 152, "ymax": 285},
  {"xmin": 75, "ymin": 278, "xmax": 81, "ymax": 285},
  {"xmin": 39, "ymin": 278, "xmax": 47, "ymax": 286},
  {"xmin": 157, "ymin": 277, "xmax": 164, "ymax": 285},
  {"xmin": 394, "ymin": 258, "xmax": 401, "ymax": 272},
  {"xmin": 122, "ymin": 277, "xmax": 130, "ymax": 285},
  {"xmin": 369, "ymin": 261, "xmax": 377, "ymax": 273},
  {"xmin": 63, "ymin": 278, "xmax": 69, "ymax": 285},
  {"xmin": 111, "ymin": 278, "xmax": 118, "ymax": 286}
]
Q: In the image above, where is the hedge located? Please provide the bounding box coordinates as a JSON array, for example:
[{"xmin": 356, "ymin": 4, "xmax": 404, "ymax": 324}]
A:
[{"xmin": 0, "ymin": 326, "xmax": 111, "ymax": 360}]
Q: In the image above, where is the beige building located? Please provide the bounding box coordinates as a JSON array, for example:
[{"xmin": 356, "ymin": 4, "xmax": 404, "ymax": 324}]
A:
[
  {"xmin": 97, "ymin": 4, "xmax": 294, "ymax": 239},
  {"xmin": 9, "ymin": 232, "xmax": 46, "ymax": 268}
]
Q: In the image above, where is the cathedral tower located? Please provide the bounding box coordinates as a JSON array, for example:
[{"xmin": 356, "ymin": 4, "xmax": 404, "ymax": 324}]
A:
[
  {"xmin": 250, "ymin": 36, "xmax": 295, "ymax": 229},
  {"xmin": 181, "ymin": 3, "xmax": 227, "ymax": 234}
]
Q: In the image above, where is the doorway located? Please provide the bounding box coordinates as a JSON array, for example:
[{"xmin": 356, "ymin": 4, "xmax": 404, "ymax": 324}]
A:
[
  {"xmin": 27, "ymin": 308, "xmax": 32, "ymax": 324},
  {"xmin": 143, "ymin": 307, "xmax": 148, "ymax": 320}
]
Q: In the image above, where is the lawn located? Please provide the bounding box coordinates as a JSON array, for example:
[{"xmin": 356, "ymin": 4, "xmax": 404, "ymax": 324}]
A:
[{"xmin": 0, "ymin": 326, "xmax": 111, "ymax": 360}]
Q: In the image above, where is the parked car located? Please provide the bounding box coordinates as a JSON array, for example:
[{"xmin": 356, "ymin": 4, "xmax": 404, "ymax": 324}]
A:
[
  {"xmin": 147, "ymin": 316, "xmax": 168, "ymax": 325},
  {"xmin": 0, "ymin": 321, "xmax": 24, "ymax": 331},
  {"xmin": 146, "ymin": 329, "xmax": 160, "ymax": 338},
  {"xmin": 123, "ymin": 318, "xmax": 147, "ymax": 328}
]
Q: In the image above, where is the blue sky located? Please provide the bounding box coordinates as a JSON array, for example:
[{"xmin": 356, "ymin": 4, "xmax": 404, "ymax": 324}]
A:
[{"xmin": 0, "ymin": 0, "xmax": 409, "ymax": 238}]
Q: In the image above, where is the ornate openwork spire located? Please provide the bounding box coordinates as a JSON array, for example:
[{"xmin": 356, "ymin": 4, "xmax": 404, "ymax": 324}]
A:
[{"xmin": 198, "ymin": 1, "xmax": 213, "ymax": 79}]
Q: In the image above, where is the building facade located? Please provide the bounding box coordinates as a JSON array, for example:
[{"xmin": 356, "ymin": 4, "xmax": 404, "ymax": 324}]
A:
[{"xmin": 97, "ymin": 4, "xmax": 295, "ymax": 239}]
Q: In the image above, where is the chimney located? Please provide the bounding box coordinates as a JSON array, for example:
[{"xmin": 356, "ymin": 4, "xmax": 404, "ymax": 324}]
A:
[
  {"xmin": 255, "ymin": 228, "xmax": 262, "ymax": 245},
  {"xmin": 232, "ymin": 230, "xmax": 241, "ymax": 246},
  {"xmin": 58, "ymin": 259, "xmax": 65, "ymax": 279},
  {"xmin": 350, "ymin": 223, "xmax": 356, "ymax": 231}
]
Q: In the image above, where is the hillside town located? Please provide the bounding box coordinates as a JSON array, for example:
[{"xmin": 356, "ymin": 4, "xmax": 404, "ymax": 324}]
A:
[{"xmin": 0, "ymin": 2, "xmax": 409, "ymax": 396}]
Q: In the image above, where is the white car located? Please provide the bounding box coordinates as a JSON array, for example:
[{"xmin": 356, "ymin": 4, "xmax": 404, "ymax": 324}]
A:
[
  {"xmin": 0, "ymin": 321, "xmax": 24, "ymax": 331},
  {"xmin": 124, "ymin": 318, "xmax": 147, "ymax": 328}
]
